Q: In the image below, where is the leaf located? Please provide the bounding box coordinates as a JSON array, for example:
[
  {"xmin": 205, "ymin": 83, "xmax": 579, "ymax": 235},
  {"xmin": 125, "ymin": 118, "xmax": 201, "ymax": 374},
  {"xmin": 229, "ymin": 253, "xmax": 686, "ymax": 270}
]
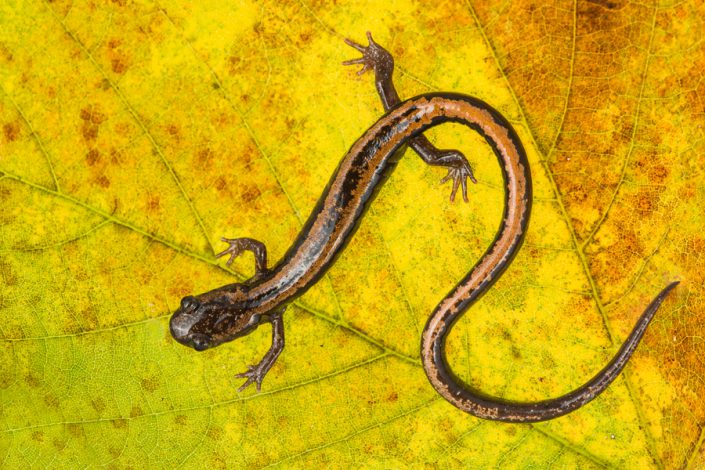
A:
[{"xmin": 0, "ymin": 1, "xmax": 701, "ymax": 468}]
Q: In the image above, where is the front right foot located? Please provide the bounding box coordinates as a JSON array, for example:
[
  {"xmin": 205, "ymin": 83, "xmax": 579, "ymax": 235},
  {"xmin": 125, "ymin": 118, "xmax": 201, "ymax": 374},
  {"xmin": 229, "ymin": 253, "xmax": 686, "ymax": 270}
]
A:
[{"xmin": 216, "ymin": 237, "xmax": 268, "ymax": 276}]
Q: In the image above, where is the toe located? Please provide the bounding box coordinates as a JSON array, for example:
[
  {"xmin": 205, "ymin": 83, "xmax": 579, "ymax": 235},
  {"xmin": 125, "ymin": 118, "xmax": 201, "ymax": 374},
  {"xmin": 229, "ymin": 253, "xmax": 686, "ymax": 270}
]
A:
[
  {"xmin": 344, "ymin": 38, "xmax": 366, "ymax": 52},
  {"xmin": 440, "ymin": 169, "xmax": 453, "ymax": 184},
  {"xmin": 342, "ymin": 58, "xmax": 365, "ymax": 66}
]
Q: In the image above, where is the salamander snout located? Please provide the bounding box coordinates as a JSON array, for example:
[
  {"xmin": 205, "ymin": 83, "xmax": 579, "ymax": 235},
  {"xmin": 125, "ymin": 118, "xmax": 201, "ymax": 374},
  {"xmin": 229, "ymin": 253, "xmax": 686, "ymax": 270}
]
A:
[
  {"xmin": 170, "ymin": 296, "xmax": 204, "ymax": 346},
  {"xmin": 169, "ymin": 287, "xmax": 257, "ymax": 352}
]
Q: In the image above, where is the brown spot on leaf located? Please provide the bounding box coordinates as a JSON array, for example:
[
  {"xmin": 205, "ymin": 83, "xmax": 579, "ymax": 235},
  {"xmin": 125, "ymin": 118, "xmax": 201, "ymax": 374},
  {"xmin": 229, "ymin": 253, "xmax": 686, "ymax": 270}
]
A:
[
  {"xmin": 44, "ymin": 393, "xmax": 59, "ymax": 409},
  {"xmin": 72, "ymin": 266, "xmax": 89, "ymax": 282},
  {"xmin": 175, "ymin": 415, "xmax": 188, "ymax": 425},
  {"xmin": 215, "ymin": 176, "xmax": 227, "ymax": 191},
  {"xmin": 80, "ymin": 106, "xmax": 107, "ymax": 124},
  {"xmin": 140, "ymin": 376, "xmax": 159, "ymax": 392},
  {"xmin": 25, "ymin": 374, "xmax": 40, "ymax": 388},
  {"xmin": 129, "ymin": 406, "xmax": 143, "ymax": 418},
  {"xmin": 0, "ymin": 257, "xmax": 17, "ymax": 286},
  {"xmin": 111, "ymin": 57, "xmax": 128, "ymax": 74},
  {"xmin": 277, "ymin": 415, "xmax": 290, "ymax": 428},
  {"xmin": 678, "ymin": 185, "xmax": 695, "ymax": 201},
  {"xmin": 650, "ymin": 164, "xmax": 670, "ymax": 184},
  {"xmin": 82, "ymin": 124, "xmax": 99, "ymax": 141},
  {"xmin": 572, "ymin": 218, "xmax": 585, "ymax": 236},
  {"xmin": 511, "ymin": 344, "xmax": 522, "ymax": 359},
  {"xmin": 67, "ymin": 423, "xmax": 84, "ymax": 437},
  {"xmin": 53, "ymin": 438, "xmax": 66, "ymax": 451},
  {"xmin": 207, "ymin": 427, "xmax": 224, "ymax": 440},
  {"xmin": 227, "ymin": 55, "xmax": 243, "ymax": 75},
  {"xmin": 111, "ymin": 418, "xmax": 127, "ymax": 429},
  {"xmin": 147, "ymin": 194, "xmax": 160, "ymax": 212},
  {"xmin": 96, "ymin": 175, "xmax": 111, "ymax": 188},
  {"xmin": 632, "ymin": 189, "xmax": 658, "ymax": 216},
  {"xmin": 91, "ymin": 397, "xmax": 107, "ymax": 413},
  {"xmin": 79, "ymin": 306, "xmax": 99, "ymax": 331},
  {"xmin": 86, "ymin": 148, "xmax": 101, "ymax": 166},
  {"xmin": 110, "ymin": 148, "xmax": 123, "ymax": 165},
  {"xmin": 3, "ymin": 122, "xmax": 19, "ymax": 141},
  {"xmin": 240, "ymin": 184, "xmax": 261, "ymax": 203},
  {"xmin": 79, "ymin": 106, "xmax": 107, "ymax": 141},
  {"xmin": 0, "ymin": 42, "xmax": 12, "ymax": 62},
  {"xmin": 166, "ymin": 123, "xmax": 180, "ymax": 139},
  {"xmin": 298, "ymin": 31, "xmax": 312, "ymax": 45},
  {"xmin": 572, "ymin": 184, "xmax": 589, "ymax": 203},
  {"xmin": 197, "ymin": 147, "xmax": 213, "ymax": 168},
  {"xmin": 32, "ymin": 431, "xmax": 44, "ymax": 442},
  {"xmin": 137, "ymin": 268, "xmax": 154, "ymax": 285}
]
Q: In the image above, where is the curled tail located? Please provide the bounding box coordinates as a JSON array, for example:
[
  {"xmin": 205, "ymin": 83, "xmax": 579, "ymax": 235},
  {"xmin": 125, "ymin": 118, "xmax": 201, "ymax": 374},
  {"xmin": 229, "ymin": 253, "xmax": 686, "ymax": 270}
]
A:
[{"xmin": 422, "ymin": 280, "xmax": 678, "ymax": 422}]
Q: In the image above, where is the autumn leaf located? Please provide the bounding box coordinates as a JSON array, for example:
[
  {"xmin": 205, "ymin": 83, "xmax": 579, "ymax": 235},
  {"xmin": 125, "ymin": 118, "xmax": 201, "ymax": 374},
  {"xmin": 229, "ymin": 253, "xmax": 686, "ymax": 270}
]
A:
[{"xmin": 1, "ymin": 0, "xmax": 701, "ymax": 468}]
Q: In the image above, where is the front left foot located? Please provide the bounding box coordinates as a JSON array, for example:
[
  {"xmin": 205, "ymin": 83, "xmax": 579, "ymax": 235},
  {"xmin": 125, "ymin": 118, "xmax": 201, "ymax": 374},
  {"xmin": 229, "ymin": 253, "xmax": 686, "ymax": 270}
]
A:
[{"xmin": 343, "ymin": 31, "xmax": 393, "ymax": 77}]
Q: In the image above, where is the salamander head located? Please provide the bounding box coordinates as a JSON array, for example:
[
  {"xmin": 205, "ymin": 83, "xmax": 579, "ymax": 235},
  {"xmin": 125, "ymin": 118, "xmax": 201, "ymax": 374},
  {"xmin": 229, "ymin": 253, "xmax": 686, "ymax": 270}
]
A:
[{"xmin": 169, "ymin": 284, "xmax": 261, "ymax": 351}]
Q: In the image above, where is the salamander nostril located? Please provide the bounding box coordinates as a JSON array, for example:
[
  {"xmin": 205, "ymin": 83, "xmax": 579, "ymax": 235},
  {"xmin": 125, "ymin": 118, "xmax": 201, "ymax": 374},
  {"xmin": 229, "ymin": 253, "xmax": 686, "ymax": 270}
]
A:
[{"xmin": 180, "ymin": 296, "xmax": 199, "ymax": 312}]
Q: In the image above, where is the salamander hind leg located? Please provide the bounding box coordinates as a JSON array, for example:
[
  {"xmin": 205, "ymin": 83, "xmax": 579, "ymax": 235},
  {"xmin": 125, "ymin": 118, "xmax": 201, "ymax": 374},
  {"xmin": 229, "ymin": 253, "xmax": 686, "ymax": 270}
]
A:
[
  {"xmin": 216, "ymin": 237, "xmax": 268, "ymax": 277},
  {"xmin": 432, "ymin": 152, "xmax": 477, "ymax": 203},
  {"xmin": 343, "ymin": 32, "xmax": 477, "ymax": 202}
]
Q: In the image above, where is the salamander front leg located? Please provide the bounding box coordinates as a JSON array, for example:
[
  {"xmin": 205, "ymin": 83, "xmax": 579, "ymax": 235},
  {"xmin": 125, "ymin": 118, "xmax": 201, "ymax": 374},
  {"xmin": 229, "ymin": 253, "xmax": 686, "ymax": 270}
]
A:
[
  {"xmin": 236, "ymin": 308, "xmax": 286, "ymax": 392},
  {"xmin": 216, "ymin": 237, "xmax": 268, "ymax": 277},
  {"xmin": 343, "ymin": 32, "xmax": 477, "ymax": 202}
]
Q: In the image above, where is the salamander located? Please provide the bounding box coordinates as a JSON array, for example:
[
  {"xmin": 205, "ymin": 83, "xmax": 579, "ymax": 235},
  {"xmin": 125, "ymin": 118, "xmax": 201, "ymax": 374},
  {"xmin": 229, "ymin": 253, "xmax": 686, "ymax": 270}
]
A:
[{"xmin": 169, "ymin": 32, "xmax": 678, "ymax": 422}]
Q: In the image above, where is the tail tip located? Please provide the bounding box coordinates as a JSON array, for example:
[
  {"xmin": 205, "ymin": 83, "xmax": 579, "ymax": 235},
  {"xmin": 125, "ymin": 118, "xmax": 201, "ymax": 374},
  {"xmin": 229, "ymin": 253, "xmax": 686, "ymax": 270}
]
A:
[{"xmin": 663, "ymin": 280, "xmax": 680, "ymax": 296}]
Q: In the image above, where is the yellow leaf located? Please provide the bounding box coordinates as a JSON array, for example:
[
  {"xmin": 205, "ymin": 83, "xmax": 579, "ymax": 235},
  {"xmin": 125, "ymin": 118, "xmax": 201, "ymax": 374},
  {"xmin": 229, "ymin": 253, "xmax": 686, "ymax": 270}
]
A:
[{"xmin": 0, "ymin": 1, "xmax": 699, "ymax": 468}]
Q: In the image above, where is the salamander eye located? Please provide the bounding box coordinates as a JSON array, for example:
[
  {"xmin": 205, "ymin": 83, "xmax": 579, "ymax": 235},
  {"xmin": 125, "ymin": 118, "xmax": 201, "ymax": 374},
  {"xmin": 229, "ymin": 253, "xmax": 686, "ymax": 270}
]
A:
[{"xmin": 180, "ymin": 296, "xmax": 199, "ymax": 312}]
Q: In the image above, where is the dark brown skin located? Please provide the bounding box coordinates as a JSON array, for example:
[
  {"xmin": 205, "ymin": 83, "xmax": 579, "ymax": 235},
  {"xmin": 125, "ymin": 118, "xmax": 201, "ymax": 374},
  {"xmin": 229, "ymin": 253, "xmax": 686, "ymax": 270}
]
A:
[{"xmin": 170, "ymin": 33, "xmax": 679, "ymax": 421}]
